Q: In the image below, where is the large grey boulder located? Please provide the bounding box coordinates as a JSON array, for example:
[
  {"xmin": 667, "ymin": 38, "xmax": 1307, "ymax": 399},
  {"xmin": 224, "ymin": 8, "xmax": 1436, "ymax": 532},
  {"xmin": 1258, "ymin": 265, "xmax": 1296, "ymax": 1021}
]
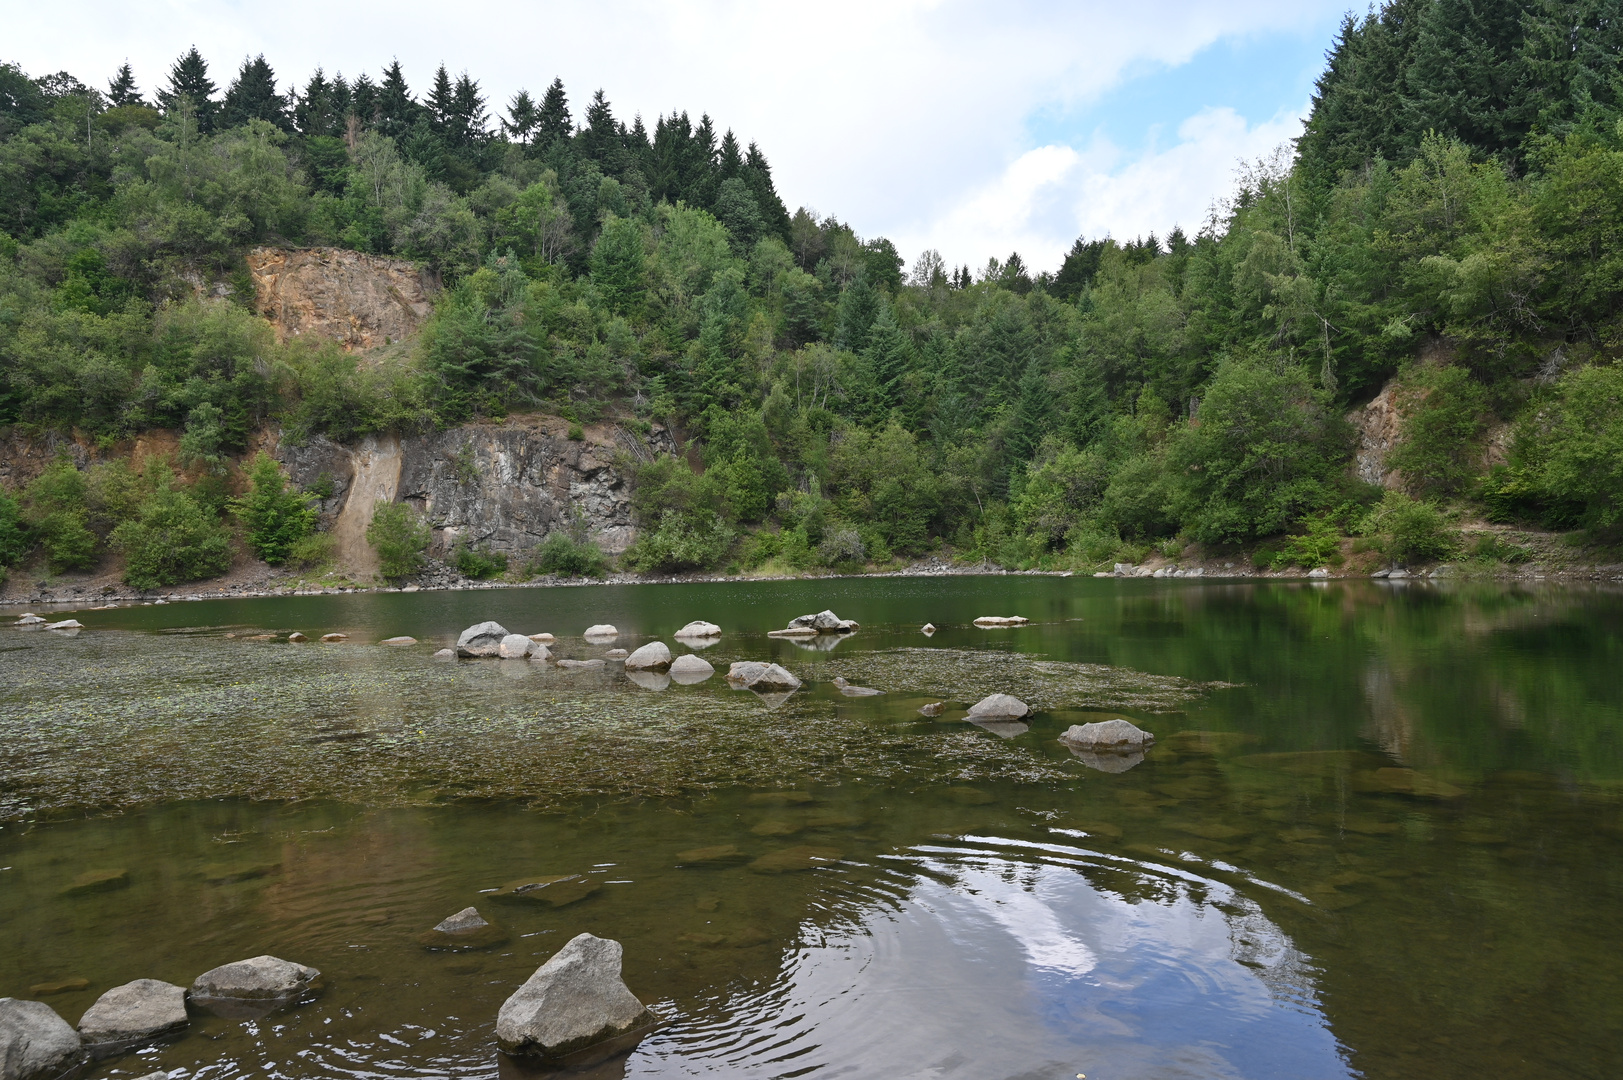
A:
[
  {"xmin": 746, "ymin": 664, "xmax": 800, "ymax": 691},
  {"xmin": 726, "ymin": 661, "xmax": 770, "ymax": 685},
  {"xmin": 496, "ymin": 934, "xmax": 656, "ymax": 1061},
  {"xmin": 623, "ymin": 642, "xmax": 672, "ymax": 671},
  {"xmin": 0, "ymin": 998, "xmax": 81, "ymax": 1080},
  {"xmin": 673, "ymin": 620, "xmax": 721, "ymax": 638},
  {"xmin": 668, "ymin": 654, "xmax": 714, "ymax": 684},
  {"xmin": 583, "ymin": 624, "xmax": 618, "ymax": 640},
  {"xmin": 77, "ymin": 980, "xmax": 188, "ymax": 1056},
  {"xmin": 789, "ymin": 610, "xmax": 847, "ymax": 632},
  {"xmin": 1059, "ymin": 718, "xmax": 1154, "ymax": 749},
  {"xmin": 967, "ymin": 694, "xmax": 1029, "ymax": 719},
  {"xmin": 189, "ymin": 956, "xmax": 321, "ymax": 1018},
  {"xmin": 498, "ymin": 634, "xmax": 535, "ymax": 659},
  {"xmin": 455, "ymin": 621, "xmax": 510, "ymax": 658}
]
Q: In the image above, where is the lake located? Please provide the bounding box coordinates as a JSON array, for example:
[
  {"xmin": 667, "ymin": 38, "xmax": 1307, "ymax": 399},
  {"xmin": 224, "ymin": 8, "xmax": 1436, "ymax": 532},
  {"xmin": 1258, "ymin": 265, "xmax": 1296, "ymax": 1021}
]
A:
[{"xmin": 3, "ymin": 575, "xmax": 1621, "ymax": 1079}]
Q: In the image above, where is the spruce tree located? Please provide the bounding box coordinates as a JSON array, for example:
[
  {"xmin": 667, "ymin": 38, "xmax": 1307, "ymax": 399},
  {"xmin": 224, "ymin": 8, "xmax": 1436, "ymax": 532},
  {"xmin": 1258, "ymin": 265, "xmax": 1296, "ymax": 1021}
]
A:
[
  {"xmin": 742, "ymin": 142, "xmax": 791, "ymax": 239},
  {"xmin": 351, "ymin": 72, "xmax": 379, "ymax": 129},
  {"xmin": 449, "ymin": 72, "xmax": 487, "ymax": 147},
  {"xmin": 106, "ymin": 62, "xmax": 142, "ymax": 107},
  {"xmin": 535, "ymin": 78, "xmax": 571, "ymax": 149},
  {"xmin": 1404, "ymin": 0, "xmax": 1528, "ymax": 162},
  {"xmin": 220, "ymin": 55, "xmax": 287, "ymax": 129},
  {"xmin": 717, "ymin": 129, "xmax": 743, "ymax": 178},
  {"xmin": 1519, "ymin": 0, "xmax": 1623, "ymax": 138},
  {"xmin": 862, "ymin": 297, "xmax": 912, "ymax": 413},
  {"xmin": 294, "ymin": 69, "xmax": 335, "ymax": 136},
  {"xmin": 376, "ymin": 60, "xmax": 416, "ymax": 138},
  {"xmin": 426, "ymin": 64, "xmax": 454, "ymax": 135},
  {"xmin": 504, "ymin": 89, "xmax": 538, "ymax": 144},
  {"xmin": 157, "ymin": 46, "xmax": 219, "ymax": 131},
  {"xmin": 836, "ymin": 271, "xmax": 880, "ymax": 354}
]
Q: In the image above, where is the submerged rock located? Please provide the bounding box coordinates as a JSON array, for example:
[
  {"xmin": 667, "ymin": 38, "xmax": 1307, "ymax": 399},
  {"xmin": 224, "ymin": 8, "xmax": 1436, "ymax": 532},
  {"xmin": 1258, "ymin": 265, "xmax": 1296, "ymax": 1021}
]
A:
[
  {"xmin": 60, "ymin": 869, "xmax": 128, "ymax": 896},
  {"xmin": 830, "ymin": 676, "xmax": 883, "ymax": 697},
  {"xmin": 496, "ymin": 934, "xmax": 657, "ymax": 1062},
  {"xmin": 380, "ymin": 636, "xmax": 417, "ymax": 646},
  {"xmin": 966, "ymin": 694, "xmax": 1029, "ymax": 719},
  {"xmin": 556, "ymin": 658, "xmax": 604, "ymax": 671},
  {"xmin": 456, "ymin": 621, "xmax": 510, "ymax": 658},
  {"xmin": 498, "ymin": 634, "xmax": 535, "ymax": 659},
  {"xmin": 418, "ymin": 907, "xmax": 508, "ymax": 950},
  {"xmin": 668, "ymin": 654, "xmax": 714, "ymax": 683},
  {"xmin": 624, "ymin": 641, "xmax": 672, "ymax": 670},
  {"xmin": 1059, "ymin": 718, "xmax": 1155, "ymax": 749},
  {"xmin": 917, "ymin": 701, "xmax": 946, "ymax": 717},
  {"xmin": 493, "ymin": 876, "xmax": 601, "ymax": 908},
  {"xmin": 44, "ymin": 620, "xmax": 83, "ymax": 631},
  {"xmin": 76, "ymin": 980, "xmax": 188, "ymax": 1057},
  {"xmin": 766, "ymin": 627, "xmax": 819, "ymax": 638},
  {"xmin": 0, "ymin": 998, "xmax": 82, "ymax": 1080},
  {"xmin": 748, "ymin": 846, "xmax": 842, "ymax": 874},
  {"xmin": 624, "ymin": 670, "xmax": 671, "ymax": 692},
  {"xmin": 674, "ymin": 620, "xmax": 721, "ymax": 638},
  {"xmin": 432, "ymin": 648, "xmax": 455, "ymax": 660},
  {"xmin": 604, "ymin": 648, "xmax": 628, "ymax": 660},
  {"xmin": 675, "ymin": 845, "xmax": 745, "ymax": 866},
  {"xmin": 189, "ymin": 956, "xmax": 321, "ymax": 1019},
  {"xmin": 27, "ymin": 979, "xmax": 88, "ymax": 996},
  {"xmin": 583, "ymin": 624, "xmax": 618, "ymax": 639}
]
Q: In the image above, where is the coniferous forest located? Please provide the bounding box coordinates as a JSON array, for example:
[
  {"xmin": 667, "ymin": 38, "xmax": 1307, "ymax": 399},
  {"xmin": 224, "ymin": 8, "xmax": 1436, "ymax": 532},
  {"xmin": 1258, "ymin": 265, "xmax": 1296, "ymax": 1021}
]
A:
[{"xmin": 2, "ymin": 0, "xmax": 1623, "ymax": 586}]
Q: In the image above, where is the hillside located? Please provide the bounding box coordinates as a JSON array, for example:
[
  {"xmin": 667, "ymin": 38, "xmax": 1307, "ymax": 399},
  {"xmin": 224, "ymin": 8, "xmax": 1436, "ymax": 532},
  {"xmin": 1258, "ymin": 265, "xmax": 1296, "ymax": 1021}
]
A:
[{"xmin": 2, "ymin": 0, "xmax": 1623, "ymax": 595}]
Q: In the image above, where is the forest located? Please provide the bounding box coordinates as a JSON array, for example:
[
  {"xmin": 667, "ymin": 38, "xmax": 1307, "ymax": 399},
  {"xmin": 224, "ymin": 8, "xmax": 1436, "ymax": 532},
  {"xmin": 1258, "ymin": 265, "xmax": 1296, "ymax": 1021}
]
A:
[{"xmin": 2, "ymin": 0, "xmax": 1623, "ymax": 587}]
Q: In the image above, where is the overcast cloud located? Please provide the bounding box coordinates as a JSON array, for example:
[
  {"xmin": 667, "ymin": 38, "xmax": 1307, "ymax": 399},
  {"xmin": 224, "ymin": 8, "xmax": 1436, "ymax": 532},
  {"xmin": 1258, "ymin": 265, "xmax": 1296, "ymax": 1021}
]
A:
[{"xmin": 5, "ymin": 0, "xmax": 1348, "ymax": 272}]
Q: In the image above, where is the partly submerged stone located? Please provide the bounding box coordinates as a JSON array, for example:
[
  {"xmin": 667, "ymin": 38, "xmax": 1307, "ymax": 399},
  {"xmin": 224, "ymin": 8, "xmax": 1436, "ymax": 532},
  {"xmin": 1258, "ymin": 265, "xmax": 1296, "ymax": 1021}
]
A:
[
  {"xmin": 748, "ymin": 846, "xmax": 842, "ymax": 874},
  {"xmin": 0, "ymin": 998, "xmax": 82, "ymax": 1080},
  {"xmin": 455, "ymin": 621, "xmax": 510, "ymax": 658},
  {"xmin": 15, "ymin": 614, "xmax": 46, "ymax": 626},
  {"xmin": 60, "ymin": 869, "xmax": 128, "ymax": 896},
  {"xmin": 498, "ymin": 634, "xmax": 535, "ymax": 659},
  {"xmin": 767, "ymin": 627, "xmax": 818, "ymax": 639},
  {"xmin": 189, "ymin": 956, "xmax": 321, "ymax": 1018},
  {"xmin": 973, "ymin": 615, "xmax": 1029, "ymax": 627},
  {"xmin": 675, "ymin": 845, "xmax": 746, "ymax": 866},
  {"xmin": 432, "ymin": 648, "xmax": 455, "ymax": 660},
  {"xmin": 604, "ymin": 648, "xmax": 628, "ymax": 660},
  {"xmin": 583, "ymin": 624, "xmax": 619, "ymax": 639},
  {"xmin": 746, "ymin": 664, "xmax": 800, "ymax": 691},
  {"xmin": 556, "ymin": 658, "xmax": 605, "ymax": 670},
  {"xmin": 966, "ymin": 694, "xmax": 1030, "ymax": 719},
  {"xmin": 27, "ymin": 978, "xmax": 88, "ymax": 996},
  {"xmin": 493, "ymin": 876, "xmax": 601, "ymax": 908},
  {"xmin": 496, "ymin": 934, "xmax": 657, "ymax": 1062},
  {"xmin": 921, "ymin": 623, "xmax": 936, "ymax": 635},
  {"xmin": 44, "ymin": 620, "xmax": 83, "ymax": 631},
  {"xmin": 286, "ymin": 632, "xmax": 308, "ymax": 643},
  {"xmin": 76, "ymin": 980, "xmax": 188, "ymax": 1057},
  {"xmin": 726, "ymin": 661, "xmax": 770, "ymax": 685},
  {"xmin": 1059, "ymin": 718, "xmax": 1154, "ymax": 749},
  {"xmin": 624, "ymin": 641, "xmax": 672, "ymax": 671},
  {"xmin": 668, "ymin": 654, "xmax": 714, "ymax": 684},
  {"xmin": 528, "ymin": 633, "xmax": 556, "ymax": 644},
  {"xmin": 380, "ymin": 636, "xmax": 417, "ymax": 646},
  {"xmin": 674, "ymin": 620, "xmax": 721, "ymax": 638},
  {"xmin": 528, "ymin": 644, "xmax": 552, "ymax": 662},
  {"xmin": 917, "ymin": 701, "xmax": 946, "ymax": 717},
  {"xmin": 320, "ymin": 633, "xmax": 348, "ymax": 642},
  {"xmin": 418, "ymin": 907, "xmax": 508, "ymax": 950}
]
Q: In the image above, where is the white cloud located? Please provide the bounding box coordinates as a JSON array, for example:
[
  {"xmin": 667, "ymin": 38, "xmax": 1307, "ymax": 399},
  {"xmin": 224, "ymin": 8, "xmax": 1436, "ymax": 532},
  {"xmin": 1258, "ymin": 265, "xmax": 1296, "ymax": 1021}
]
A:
[{"xmin": 7, "ymin": 0, "xmax": 1340, "ymax": 268}]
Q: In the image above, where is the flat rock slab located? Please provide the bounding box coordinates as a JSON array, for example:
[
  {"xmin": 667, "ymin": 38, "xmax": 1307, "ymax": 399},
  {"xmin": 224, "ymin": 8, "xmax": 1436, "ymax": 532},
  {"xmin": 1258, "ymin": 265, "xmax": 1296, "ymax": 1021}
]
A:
[
  {"xmin": 492, "ymin": 876, "xmax": 601, "ymax": 908},
  {"xmin": 767, "ymin": 627, "xmax": 818, "ymax": 638},
  {"xmin": 380, "ymin": 636, "xmax": 417, "ymax": 645},
  {"xmin": 1059, "ymin": 718, "xmax": 1154, "ymax": 748},
  {"xmin": 675, "ymin": 845, "xmax": 746, "ymax": 866},
  {"xmin": 44, "ymin": 620, "xmax": 83, "ymax": 631},
  {"xmin": 624, "ymin": 642, "xmax": 672, "ymax": 670},
  {"xmin": 320, "ymin": 633, "xmax": 348, "ymax": 642},
  {"xmin": 497, "ymin": 934, "xmax": 656, "ymax": 1062},
  {"xmin": 556, "ymin": 659, "xmax": 605, "ymax": 670},
  {"xmin": 0, "ymin": 997, "xmax": 83, "ymax": 1080},
  {"xmin": 77, "ymin": 979, "xmax": 188, "ymax": 1056},
  {"xmin": 974, "ymin": 616, "xmax": 1029, "ymax": 627},
  {"xmin": 604, "ymin": 648, "xmax": 628, "ymax": 660},
  {"xmin": 528, "ymin": 633, "xmax": 555, "ymax": 644},
  {"xmin": 60, "ymin": 869, "xmax": 128, "ymax": 896},
  {"xmin": 456, "ymin": 621, "xmax": 510, "ymax": 658},
  {"xmin": 668, "ymin": 654, "xmax": 714, "ymax": 683},
  {"xmin": 967, "ymin": 694, "xmax": 1030, "ymax": 719},
  {"xmin": 191, "ymin": 955, "xmax": 321, "ymax": 1008},
  {"xmin": 748, "ymin": 846, "xmax": 842, "ymax": 874}
]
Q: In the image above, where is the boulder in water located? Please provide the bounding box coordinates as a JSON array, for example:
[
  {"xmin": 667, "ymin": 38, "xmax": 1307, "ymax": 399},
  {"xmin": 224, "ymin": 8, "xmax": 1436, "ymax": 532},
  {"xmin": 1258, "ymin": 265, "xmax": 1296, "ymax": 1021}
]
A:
[
  {"xmin": 287, "ymin": 632, "xmax": 307, "ymax": 643},
  {"xmin": 967, "ymin": 694, "xmax": 1029, "ymax": 719},
  {"xmin": 604, "ymin": 648, "xmax": 628, "ymax": 660},
  {"xmin": 528, "ymin": 644, "xmax": 551, "ymax": 662},
  {"xmin": 44, "ymin": 620, "xmax": 83, "ymax": 631},
  {"xmin": 624, "ymin": 642, "xmax": 672, "ymax": 671},
  {"xmin": 380, "ymin": 636, "xmax": 417, "ymax": 646},
  {"xmin": 0, "ymin": 998, "xmax": 81, "ymax": 1080},
  {"xmin": 788, "ymin": 610, "xmax": 850, "ymax": 632},
  {"xmin": 76, "ymin": 980, "xmax": 187, "ymax": 1057},
  {"xmin": 498, "ymin": 634, "xmax": 535, "ymax": 659},
  {"xmin": 726, "ymin": 661, "xmax": 769, "ymax": 684},
  {"xmin": 456, "ymin": 621, "xmax": 510, "ymax": 658},
  {"xmin": 15, "ymin": 614, "xmax": 45, "ymax": 626},
  {"xmin": 418, "ymin": 907, "xmax": 507, "ymax": 950},
  {"xmin": 528, "ymin": 633, "xmax": 556, "ymax": 644},
  {"xmin": 918, "ymin": 701, "xmax": 946, "ymax": 717},
  {"xmin": 746, "ymin": 664, "xmax": 800, "ymax": 691},
  {"xmin": 496, "ymin": 934, "xmax": 657, "ymax": 1062},
  {"xmin": 583, "ymin": 624, "xmax": 618, "ymax": 640},
  {"xmin": 668, "ymin": 654, "xmax": 714, "ymax": 684},
  {"xmin": 674, "ymin": 620, "xmax": 721, "ymax": 638},
  {"xmin": 973, "ymin": 615, "xmax": 1029, "ymax": 627},
  {"xmin": 921, "ymin": 623, "xmax": 936, "ymax": 635},
  {"xmin": 320, "ymin": 633, "xmax": 347, "ymax": 642},
  {"xmin": 1059, "ymin": 718, "xmax": 1154, "ymax": 749},
  {"xmin": 432, "ymin": 648, "xmax": 455, "ymax": 660},
  {"xmin": 189, "ymin": 956, "xmax": 321, "ymax": 1019}
]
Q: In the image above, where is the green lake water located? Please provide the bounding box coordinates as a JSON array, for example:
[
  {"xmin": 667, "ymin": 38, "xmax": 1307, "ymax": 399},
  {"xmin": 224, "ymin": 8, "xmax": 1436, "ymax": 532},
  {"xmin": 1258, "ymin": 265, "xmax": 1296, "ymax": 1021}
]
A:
[{"xmin": 2, "ymin": 576, "xmax": 1621, "ymax": 1079}]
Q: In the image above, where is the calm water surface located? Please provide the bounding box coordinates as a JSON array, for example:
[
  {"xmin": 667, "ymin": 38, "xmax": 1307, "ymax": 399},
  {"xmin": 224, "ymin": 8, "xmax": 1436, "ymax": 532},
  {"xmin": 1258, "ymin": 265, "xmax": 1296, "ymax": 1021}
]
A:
[{"xmin": 2, "ymin": 576, "xmax": 1621, "ymax": 1080}]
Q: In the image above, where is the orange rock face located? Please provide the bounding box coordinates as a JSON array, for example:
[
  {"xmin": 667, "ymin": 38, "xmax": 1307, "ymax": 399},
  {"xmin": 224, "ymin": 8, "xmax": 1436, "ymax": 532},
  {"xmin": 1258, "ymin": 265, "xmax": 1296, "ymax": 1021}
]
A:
[{"xmin": 246, "ymin": 247, "xmax": 440, "ymax": 350}]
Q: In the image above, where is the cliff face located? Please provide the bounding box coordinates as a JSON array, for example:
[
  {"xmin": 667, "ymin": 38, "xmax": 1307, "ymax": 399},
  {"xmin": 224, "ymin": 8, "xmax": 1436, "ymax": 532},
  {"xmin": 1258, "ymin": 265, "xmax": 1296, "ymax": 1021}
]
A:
[
  {"xmin": 245, "ymin": 247, "xmax": 439, "ymax": 350},
  {"xmin": 274, "ymin": 416, "xmax": 673, "ymax": 571}
]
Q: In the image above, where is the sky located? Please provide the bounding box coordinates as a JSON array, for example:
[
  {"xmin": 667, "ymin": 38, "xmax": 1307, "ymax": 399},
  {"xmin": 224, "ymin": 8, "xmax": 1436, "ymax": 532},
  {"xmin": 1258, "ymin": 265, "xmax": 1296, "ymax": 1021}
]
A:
[{"xmin": 5, "ymin": 0, "xmax": 1352, "ymax": 275}]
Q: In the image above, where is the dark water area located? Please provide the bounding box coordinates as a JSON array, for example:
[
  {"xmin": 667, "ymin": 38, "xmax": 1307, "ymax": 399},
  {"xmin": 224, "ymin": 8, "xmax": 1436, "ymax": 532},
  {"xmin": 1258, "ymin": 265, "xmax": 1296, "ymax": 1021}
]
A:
[{"xmin": 3, "ymin": 576, "xmax": 1621, "ymax": 1079}]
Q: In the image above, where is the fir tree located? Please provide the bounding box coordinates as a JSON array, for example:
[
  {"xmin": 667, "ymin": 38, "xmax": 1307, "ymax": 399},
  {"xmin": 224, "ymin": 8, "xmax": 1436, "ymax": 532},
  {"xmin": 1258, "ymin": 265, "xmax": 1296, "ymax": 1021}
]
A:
[
  {"xmin": 156, "ymin": 46, "xmax": 219, "ymax": 131},
  {"xmin": 106, "ymin": 62, "xmax": 142, "ymax": 107},
  {"xmin": 376, "ymin": 60, "xmax": 416, "ymax": 138},
  {"xmin": 836, "ymin": 271, "xmax": 880, "ymax": 354},
  {"xmin": 220, "ymin": 55, "xmax": 287, "ymax": 130},
  {"xmin": 351, "ymin": 72, "xmax": 379, "ymax": 129},
  {"xmin": 449, "ymin": 72, "xmax": 487, "ymax": 147},
  {"xmin": 1404, "ymin": 0, "xmax": 1529, "ymax": 162},
  {"xmin": 862, "ymin": 297, "xmax": 912, "ymax": 413},
  {"xmin": 426, "ymin": 64, "xmax": 454, "ymax": 135},
  {"xmin": 535, "ymin": 78, "xmax": 571, "ymax": 149},
  {"xmin": 504, "ymin": 88, "xmax": 538, "ymax": 144},
  {"xmin": 717, "ymin": 129, "xmax": 743, "ymax": 179},
  {"xmin": 742, "ymin": 141, "xmax": 791, "ymax": 239}
]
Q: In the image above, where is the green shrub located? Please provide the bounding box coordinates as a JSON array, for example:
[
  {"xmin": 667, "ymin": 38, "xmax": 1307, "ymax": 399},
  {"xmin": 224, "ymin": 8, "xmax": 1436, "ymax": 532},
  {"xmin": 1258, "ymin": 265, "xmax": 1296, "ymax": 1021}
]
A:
[
  {"xmin": 1360, "ymin": 491, "xmax": 1459, "ymax": 564},
  {"xmin": 1271, "ymin": 511, "xmax": 1346, "ymax": 569},
  {"xmin": 285, "ymin": 531, "xmax": 335, "ymax": 570},
  {"xmin": 110, "ymin": 479, "xmax": 234, "ymax": 589},
  {"xmin": 0, "ymin": 493, "xmax": 29, "ymax": 567},
  {"xmin": 624, "ymin": 509, "xmax": 735, "ymax": 572},
  {"xmin": 366, "ymin": 502, "xmax": 431, "ymax": 581},
  {"xmin": 25, "ymin": 457, "xmax": 98, "ymax": 571},
  {"xmin": 818, "ymin": 527, "xmax": 866, "ymax": 566},
  {"xmin": 231, "ymin": 453, "xmax": 317, "ymax": 565},
  {"xmin": 1387, "ymin": 367, "xmax": 1488, "ymax": 497},
  {"xmin": 528, "ymin": 532, "xmax": 609, "ymax": 577},
  {"xmin": 1517, "ymin": 365, "xmax": 1623, "ymax": 526},
  {"xmin": 1467, "ymin": 533, "xmax": 1532, "ymax": 564},
  {"xmin": 454, "ymin": 540, "xmax": 509, "ymax": 579}
]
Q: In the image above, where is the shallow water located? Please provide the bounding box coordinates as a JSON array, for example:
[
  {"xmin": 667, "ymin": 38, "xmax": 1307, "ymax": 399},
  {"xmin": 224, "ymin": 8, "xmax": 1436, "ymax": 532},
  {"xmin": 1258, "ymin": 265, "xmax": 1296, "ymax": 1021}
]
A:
[{"xmin": 3, "ymin": 576, "xmax": 1622, "ymax": 1079}]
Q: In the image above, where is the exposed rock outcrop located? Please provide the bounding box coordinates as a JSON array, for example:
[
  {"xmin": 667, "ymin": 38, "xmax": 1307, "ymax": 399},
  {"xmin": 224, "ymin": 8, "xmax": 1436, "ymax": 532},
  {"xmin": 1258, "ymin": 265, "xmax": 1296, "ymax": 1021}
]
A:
[
  {"xmin": 1348, "ymin": 378, "xmax": 1405, "ymax": 488},
  {"xmin": 246, "ymin": 247, "xmax": 438, "ymax": 350}
]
